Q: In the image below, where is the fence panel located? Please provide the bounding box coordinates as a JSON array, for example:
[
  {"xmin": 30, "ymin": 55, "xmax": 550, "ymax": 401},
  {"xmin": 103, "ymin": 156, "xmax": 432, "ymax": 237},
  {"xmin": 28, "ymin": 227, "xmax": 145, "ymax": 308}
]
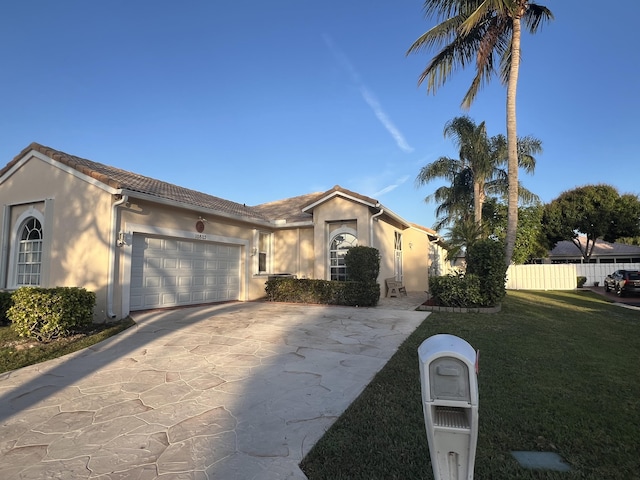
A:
[
  {"xmin": 506, "ymin": 264, "xmax": 577, "ymax": 290},
  {"xmin": 575, "ymin": 263, "xmax": 640, "ymax": 287},
  {"xmin": 506, "ymin": 263, "xmax": 640, "ymax": 290}
]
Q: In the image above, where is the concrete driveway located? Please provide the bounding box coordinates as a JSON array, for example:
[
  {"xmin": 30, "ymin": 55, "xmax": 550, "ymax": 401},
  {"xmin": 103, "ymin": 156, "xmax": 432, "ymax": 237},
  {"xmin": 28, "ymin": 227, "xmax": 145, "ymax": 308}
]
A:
[
  {"xmin": 586, "ymin": 286, "xmax": 640, "ymax": 309},
  {"xmin": 0, "ymin": 298, "xmax": 428, "ymax": 479}
]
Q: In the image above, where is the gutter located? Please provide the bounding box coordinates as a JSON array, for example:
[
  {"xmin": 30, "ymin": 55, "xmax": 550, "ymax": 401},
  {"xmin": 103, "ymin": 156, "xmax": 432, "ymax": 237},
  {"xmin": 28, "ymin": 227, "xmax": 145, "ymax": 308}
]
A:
[
  {"xmin": 370, "ymin": 204, "xmax": 384, "ymax": 248},
  {"xmin": 107, "ymin": 194, "xmax": 128, "ymax": 319}
]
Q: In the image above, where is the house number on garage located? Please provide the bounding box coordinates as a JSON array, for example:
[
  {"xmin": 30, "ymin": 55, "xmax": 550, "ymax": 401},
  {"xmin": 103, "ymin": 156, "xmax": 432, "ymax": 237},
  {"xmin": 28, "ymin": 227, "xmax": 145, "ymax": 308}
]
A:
[{"xmin": 195, "ymin": 233, "xmax": 207, "ymax": 240}]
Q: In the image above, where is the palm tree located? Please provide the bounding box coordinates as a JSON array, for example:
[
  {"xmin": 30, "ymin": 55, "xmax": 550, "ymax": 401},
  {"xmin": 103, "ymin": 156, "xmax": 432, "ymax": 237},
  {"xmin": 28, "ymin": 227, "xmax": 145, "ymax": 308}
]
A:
[
  {"xmin": 416, "ymin": 115, "xmax": 541, "ymax": 232},
  {"xmin": 407, "ymin": 0, "xmax": 553, "ymax": 264}
]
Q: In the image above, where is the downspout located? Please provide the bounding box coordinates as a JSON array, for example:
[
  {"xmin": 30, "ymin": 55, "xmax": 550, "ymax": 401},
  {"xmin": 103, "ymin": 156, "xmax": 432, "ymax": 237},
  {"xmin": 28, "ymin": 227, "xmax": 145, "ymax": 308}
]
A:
[
  {"xmin": 370, "ymin": 204, "xmax": 384, "ymax": 290},
  {"xmin": 107, "ymin": 194, "xmax": 128, "ymax": 319},
  {"xmin": 369, "ymin": 204, "xmax": 384, "ymax": 248}
]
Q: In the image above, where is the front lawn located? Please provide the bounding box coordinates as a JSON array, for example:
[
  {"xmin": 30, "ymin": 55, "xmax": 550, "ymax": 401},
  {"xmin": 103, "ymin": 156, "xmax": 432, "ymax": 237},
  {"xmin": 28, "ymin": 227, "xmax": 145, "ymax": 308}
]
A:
[
  {"xmin": 0, "ymin": 318, "xmax": 135, "ymax": 374},
  {"xmin": 300, "ymin": 290, "xmax": 640, "ymax": 479}
]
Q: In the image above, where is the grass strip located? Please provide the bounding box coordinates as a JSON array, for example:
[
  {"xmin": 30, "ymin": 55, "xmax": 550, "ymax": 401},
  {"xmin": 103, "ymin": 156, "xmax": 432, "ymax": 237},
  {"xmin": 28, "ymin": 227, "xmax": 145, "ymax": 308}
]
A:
[
  {"xmin": 0, "ymin": 318, "xmax": 135, "ymax": 374},
  {"xmin": 300, "ymin": 290, "xmax": 640, "ymax": 479}
]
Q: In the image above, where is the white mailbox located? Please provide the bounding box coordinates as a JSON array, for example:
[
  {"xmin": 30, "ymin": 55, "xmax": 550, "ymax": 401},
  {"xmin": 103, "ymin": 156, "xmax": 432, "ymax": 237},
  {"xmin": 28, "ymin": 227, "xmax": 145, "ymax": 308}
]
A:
[{"xmin": 418, "ymin": 334, "xmax": 478, "ymax": 480}]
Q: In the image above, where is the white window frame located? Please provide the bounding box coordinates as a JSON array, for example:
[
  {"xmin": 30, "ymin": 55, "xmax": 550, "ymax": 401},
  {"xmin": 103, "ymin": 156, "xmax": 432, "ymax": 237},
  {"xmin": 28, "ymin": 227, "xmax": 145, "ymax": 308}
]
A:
[
  {"xmin": 253, "ymin": 230, "xmax": 272, "ymax": 275},
  {"xmin": 8, "ymin": 208, "xmax": 45, "ymax": 288},
  {"xmin": 328, "ymin": 228, "xmax": 358, "ymax": 281},
  {"xmin": 394, "ymin": 231, "xmax": 403, "ymax": 282}
]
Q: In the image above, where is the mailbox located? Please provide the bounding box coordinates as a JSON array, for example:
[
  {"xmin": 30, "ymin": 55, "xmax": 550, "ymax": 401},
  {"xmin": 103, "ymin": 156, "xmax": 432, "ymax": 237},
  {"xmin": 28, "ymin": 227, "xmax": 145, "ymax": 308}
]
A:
[{"xmin": 418, "ymin": 334, "xmax": 478, "ymax": 480}]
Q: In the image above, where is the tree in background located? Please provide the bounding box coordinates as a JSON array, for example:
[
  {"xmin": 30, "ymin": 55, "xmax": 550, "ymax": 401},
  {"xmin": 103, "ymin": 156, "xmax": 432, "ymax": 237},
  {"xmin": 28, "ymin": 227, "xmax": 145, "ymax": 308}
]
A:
[
  {"xmin": 416, "ymin": 116, "xmax": 541, "ymax": 257},
  {"xmin": 542, "ymin": 185, "xmax": 640, "ymax": 262},
  {"xmin": 486, "ymin": 200, "xmax": 547, "ymax": 263},
  {"xmin": 407, "ymin": 0, "xmax": 553, "ymax": 265}
]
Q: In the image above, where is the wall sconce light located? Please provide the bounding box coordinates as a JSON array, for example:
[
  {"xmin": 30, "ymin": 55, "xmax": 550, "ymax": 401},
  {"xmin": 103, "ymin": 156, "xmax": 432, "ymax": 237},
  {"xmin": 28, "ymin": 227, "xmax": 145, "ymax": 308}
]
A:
[
  {"xmin": 251, "ymin": 247, "xmax": 257, "ymax": 256},
  {"xmin": 409, "ymin": 242, "xmax": 414, "ymax": 250},
  {"xmin": 117, "ymin": 231, "xmax": 127, "ymax": 247}
]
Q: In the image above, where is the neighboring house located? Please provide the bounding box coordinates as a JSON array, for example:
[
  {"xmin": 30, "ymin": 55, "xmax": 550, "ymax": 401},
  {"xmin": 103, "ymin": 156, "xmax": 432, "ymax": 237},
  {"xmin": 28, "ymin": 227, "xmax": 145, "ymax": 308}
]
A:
[
  {"xmin": 0, "ymin": 143, "xmax": 439, "ymax": 321},
  {"xmin": 547, "ymin": 237, "xmax": 640, "ymax": 264}
]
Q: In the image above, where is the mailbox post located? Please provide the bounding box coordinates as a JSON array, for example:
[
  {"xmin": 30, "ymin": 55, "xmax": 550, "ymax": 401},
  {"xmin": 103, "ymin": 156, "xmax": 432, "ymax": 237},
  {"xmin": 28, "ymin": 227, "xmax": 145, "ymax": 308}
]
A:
[{"xmin": 418, "ymin": 334, "xmax": 478, "ymax": 480}]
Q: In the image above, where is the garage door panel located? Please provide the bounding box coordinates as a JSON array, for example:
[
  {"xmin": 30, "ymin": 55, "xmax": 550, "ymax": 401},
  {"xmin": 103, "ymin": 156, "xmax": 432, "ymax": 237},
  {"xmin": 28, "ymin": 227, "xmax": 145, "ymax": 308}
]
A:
[{"xmin": 130, "ymin": 234, "xmax": 240, "ymax": 310}]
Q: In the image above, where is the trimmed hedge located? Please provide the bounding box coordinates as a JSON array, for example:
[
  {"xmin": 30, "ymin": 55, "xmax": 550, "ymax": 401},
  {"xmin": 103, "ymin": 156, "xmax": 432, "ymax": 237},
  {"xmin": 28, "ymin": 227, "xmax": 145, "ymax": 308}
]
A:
[
  {"xmin": 265, "ymin": 277, "xmax": 380, "ymax": 307},
  {"xmin": 0, "ymin": 290, "xmax": 13, "ymax": 325},
  {"xmin": 344, "ymin": 246, "xmax": 380, "ymax": 283},
  {"xmin": 8, "ymin": 287, "xmax": 96, "ymax": 341},
  {"xmin": 429, "ymin": 274, "xmax": 483, "ymax": 308},
  {"xmin": 577, "ymin": 276, "xmax": 587, "ymax": 288}
]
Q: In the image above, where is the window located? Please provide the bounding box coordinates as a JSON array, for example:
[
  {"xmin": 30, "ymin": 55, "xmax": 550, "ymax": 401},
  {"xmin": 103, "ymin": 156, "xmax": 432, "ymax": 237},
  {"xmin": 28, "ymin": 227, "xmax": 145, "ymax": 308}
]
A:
[
  {"xmin": 258, "ymin": 232, "xmax": 270, "ymax": 273},
  {"xmin": 394, "ymin": 231, "xmax": 403, "ymax": 281},
  {"xmin": 16, "ymin": 217, "xmax": 43, "ymax": 286},
  {"xmin": 329, "ymin": 232, "xmax": 357, "ymax": 281}
]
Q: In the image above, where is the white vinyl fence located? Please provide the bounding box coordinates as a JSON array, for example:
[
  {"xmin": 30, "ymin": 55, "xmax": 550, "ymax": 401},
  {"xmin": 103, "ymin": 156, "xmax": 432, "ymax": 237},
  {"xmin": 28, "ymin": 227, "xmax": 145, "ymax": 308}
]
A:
[{"xmin": 506, "ymin": 263, "xmax": 640, "ymax": 290}]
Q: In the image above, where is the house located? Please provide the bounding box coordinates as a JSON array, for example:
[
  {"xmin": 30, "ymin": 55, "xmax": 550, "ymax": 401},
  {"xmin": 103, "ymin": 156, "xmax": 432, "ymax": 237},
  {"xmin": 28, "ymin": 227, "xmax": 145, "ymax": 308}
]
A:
[
  {"xmin": 0, "ymin": 143, "xmax": 440, "ymax": 321},
  {"xmin": 548, "ymin": 237, "xmax": 640, "ymax": 264}
]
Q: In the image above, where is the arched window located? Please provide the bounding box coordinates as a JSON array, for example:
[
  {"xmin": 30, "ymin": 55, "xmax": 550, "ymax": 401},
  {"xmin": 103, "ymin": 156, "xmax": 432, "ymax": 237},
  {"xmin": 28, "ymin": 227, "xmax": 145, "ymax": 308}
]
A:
[
  {"xmin": 329, "ymin": 232, "xmax": 357, "ymax": 281},
  {"xmin": 16, "ymin": 217, "xmax": 43, "ymax": 286}
]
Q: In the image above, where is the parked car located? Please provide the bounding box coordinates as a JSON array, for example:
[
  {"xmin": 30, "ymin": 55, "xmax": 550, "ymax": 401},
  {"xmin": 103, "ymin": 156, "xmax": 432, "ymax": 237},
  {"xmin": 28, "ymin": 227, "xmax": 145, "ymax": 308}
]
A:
[{"xmin": 603, "ymin": 270, "xmax": 640, "ymax": 297}]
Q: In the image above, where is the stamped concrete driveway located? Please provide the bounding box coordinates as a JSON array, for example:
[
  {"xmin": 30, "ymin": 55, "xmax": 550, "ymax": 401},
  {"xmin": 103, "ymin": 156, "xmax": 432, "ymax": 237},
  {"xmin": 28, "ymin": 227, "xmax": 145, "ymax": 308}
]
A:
[{"xmin": 0, "ymin": 299, "xmax": 428, "ymax": 479}]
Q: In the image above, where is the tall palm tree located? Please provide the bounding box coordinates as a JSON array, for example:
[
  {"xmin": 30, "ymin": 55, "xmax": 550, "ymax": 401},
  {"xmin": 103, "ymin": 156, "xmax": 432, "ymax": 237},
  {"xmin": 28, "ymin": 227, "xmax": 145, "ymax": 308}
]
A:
[
  {"xmin": 416, "ymin": 115, "xmax": 541, "ymax": 232},
  {"xmin": 407, "ymin": 0, "xmax": 553, "ymax": 264}
]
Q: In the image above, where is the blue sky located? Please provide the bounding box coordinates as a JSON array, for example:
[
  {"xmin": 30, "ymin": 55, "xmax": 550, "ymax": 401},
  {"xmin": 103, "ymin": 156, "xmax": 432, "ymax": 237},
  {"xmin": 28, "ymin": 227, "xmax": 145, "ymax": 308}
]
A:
[{"xmin": 1, "ymin": 1, "xmax": 638, "ymax": 231}]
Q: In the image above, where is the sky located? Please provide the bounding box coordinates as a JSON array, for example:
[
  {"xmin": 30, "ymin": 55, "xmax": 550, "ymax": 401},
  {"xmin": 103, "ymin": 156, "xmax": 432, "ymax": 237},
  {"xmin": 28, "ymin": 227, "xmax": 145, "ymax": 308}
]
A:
[{"xmin": 1, "ymin": 1, "xmax": 638, "ymax": 232}]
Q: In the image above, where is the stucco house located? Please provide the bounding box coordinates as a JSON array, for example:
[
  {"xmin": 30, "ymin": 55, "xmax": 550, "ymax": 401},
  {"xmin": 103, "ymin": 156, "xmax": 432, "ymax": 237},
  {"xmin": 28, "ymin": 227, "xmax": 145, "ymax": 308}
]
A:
[{"xmin": 0, "ymin": 143, "xmax": 441, "ymax": 321}]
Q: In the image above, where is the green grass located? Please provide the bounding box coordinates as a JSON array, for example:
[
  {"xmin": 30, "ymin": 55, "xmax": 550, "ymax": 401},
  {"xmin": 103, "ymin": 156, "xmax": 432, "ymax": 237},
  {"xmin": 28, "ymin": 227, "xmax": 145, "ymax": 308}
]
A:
[
  {"xmin": 300, "ymin": 290, "xmax": 640, "ymax": 479},
  {"xmin": 0, "ymin": 318, "xmax": 135, "ymax": 374}
]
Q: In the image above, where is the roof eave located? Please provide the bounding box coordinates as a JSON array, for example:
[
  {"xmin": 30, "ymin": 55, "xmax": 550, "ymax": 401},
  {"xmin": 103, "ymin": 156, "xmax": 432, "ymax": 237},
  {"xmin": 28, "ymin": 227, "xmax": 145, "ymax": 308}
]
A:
[{"xmin": 120, "ymin": 189, "xmax": 275, "ymax": 228}]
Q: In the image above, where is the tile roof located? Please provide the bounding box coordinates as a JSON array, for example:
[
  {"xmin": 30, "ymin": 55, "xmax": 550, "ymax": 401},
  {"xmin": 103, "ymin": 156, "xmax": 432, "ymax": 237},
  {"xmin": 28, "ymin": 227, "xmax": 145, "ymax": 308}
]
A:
[
  {"xmin": 3, "ymin": 143, "xmax": 423, "ymax": 231},
  {"xmin": 252, "ymin": 192, "xmax": 318, "ymax": 224},
  {"xmin": 5, "ymin": 143, "xmax": 269, "ymax": 222},
  {"xmin": 550, "ymin": 238, "xmax": 640, "ymax": 257}
]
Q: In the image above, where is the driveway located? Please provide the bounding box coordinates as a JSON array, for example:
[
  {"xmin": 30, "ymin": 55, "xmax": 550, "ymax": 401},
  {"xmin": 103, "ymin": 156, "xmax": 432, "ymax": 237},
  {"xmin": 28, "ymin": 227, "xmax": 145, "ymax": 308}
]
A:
[
  {"xmin": 586, "ymin": 286, "xmax": 640, "ymax": 308},
  {"xmin": 0, "ymin": 299, "xmax": 428, "ymax": 479}
]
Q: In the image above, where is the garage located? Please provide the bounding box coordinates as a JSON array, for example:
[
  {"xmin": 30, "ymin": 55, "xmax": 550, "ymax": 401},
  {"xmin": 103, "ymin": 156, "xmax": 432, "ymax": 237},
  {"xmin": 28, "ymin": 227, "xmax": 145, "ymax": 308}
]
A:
[{"xmin": 130, "ymin": 234, "xmax": 241, "ymax": 311}]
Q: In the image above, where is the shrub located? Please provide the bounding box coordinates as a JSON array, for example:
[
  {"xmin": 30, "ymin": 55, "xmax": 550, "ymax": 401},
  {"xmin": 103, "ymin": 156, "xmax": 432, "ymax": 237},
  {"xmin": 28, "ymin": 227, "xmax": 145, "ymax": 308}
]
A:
[
  {"xmin": 429, "ymin": 274, "xmax": 483, "ymax": 307},
  {"xmin": 8, "ymin": 287, "xmax": 96, "ymax": 341},
  {"xmin": 265, "ymin": 278, "xmax": 379, "ymax": 307},
  {"xmin": 577, "ymin": 276, "xmax": 587, "ymax": 288},
  {"xmin": 0, "ymin": 290, "xmax": 13, "ymax": 325},
  {"xmin": 344, "ymin": 246, "xmax": 380, "ymax": 283},
  {"xmin": 466, "ymin": 238, "xmax": 507, "ymax": 307}
]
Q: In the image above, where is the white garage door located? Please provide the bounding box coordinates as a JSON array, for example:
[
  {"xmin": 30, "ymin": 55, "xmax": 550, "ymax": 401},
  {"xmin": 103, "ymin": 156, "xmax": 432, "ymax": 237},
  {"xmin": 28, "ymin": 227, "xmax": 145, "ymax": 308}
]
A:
[{"xmin": 130, "ymin": 234, "xmax": 241, "ymax": 311}]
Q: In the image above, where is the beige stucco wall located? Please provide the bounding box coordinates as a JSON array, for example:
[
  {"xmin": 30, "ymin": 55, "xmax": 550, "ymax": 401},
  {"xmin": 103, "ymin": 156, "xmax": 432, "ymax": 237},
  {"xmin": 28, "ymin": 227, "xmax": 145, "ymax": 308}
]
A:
[
  {"xmin": 117, "ymin": 199, "xmax": 277, "ymax": 309},
  {"xmin": 373, "ymin": 221, "xmax": 430, "ymax": 294},
  {"xmin": 403, "ymin": 228, "xmax": 429, "ymax": 292},
  {"xmin": 311, "ymin": 198, "xmax": 372, "ymax": 279},
  {"xmin": 0, "ymin": 155, "xmax": 114, "ymax": 321},
  {"xmin": 272, "ymin": 227, "xmax": 314, "ymax": 279}
]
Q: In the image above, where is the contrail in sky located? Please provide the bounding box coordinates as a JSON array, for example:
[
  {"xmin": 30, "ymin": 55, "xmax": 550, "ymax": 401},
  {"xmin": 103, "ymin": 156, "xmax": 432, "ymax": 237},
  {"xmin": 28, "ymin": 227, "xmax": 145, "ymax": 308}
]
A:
[{"xmin": 323, "ymin": 34, "xmax": 414, "ymax": 154}]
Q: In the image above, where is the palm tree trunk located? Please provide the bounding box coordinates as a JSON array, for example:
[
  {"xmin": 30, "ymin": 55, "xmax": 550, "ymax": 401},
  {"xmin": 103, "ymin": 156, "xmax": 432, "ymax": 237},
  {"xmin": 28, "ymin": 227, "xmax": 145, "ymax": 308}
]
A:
[
  {"xmin": 505, "ymin": 14, "xmax": 522, "ymax": 266},
  {"xmin": 473, "ymin": 181, "xmax": 483, "ymax": 226}
]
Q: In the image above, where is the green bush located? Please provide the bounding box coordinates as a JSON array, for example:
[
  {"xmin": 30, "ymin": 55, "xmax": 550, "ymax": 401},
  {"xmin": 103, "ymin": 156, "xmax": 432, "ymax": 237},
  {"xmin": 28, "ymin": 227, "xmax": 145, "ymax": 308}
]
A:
[
  {"xmin": 265, "ymin": 278, "xmax": 379, "ymax": 307},
  {"xmin": 344, "ymin": 246, "xmax": 380, "ymax": 283},
  {"xmin": 577, "ymin": 276, "xmax": 587, "ymax": 288},
  {"xmin": 8, "ymin": 287, "xmax": 96, "ymax": 341},
  {"xmin": 466, "ymin": 238, "xmax": 507, "ymax": 307},
  {"xmin": 0, "ymin": 290, "xmax": 13, "ymax": 325},
  {"xmin": 429, "ymin": 274, "xmax": 483, "ymax": 307}
]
